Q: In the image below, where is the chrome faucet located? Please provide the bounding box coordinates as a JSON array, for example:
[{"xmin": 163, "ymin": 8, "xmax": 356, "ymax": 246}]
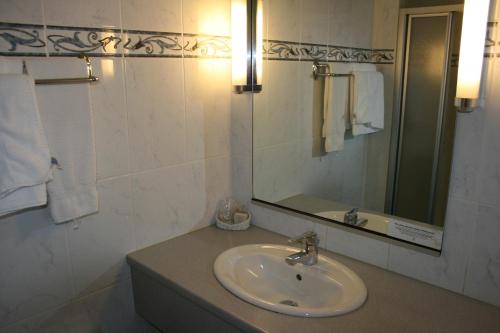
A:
[
  {"xmin": 344, "ymin": 208, "xmax": 368, "ymax": 227},
  {"xmin": 285, "ymin": 231, "xmax": 319, "ymax": 266}
]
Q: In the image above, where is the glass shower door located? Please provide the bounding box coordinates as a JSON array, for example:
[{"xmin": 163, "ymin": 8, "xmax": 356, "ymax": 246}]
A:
[{"xmin": 392, "ymin": 12, "xmax": 459, "ymax": 225}]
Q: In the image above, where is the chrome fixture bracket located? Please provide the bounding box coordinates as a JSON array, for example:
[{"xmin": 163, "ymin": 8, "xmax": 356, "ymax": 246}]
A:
[
  {"xmin": 455, "ymin": 97, "xmax": 479, "ymax": 113},
  {"xmin": 312, "ymin": 60, "xmax": 353, "ymax": 80}
]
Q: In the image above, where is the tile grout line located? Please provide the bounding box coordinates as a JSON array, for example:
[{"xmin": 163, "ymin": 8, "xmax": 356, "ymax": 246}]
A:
[
  {"xmin": 181, "ymin": 0, "xmax": 188, "ymax": 166},
  {"xmin": 39, "ymin": 0, "xmax": 48, "ymax": 58},
  {"xmin": 460, "ymin": 202, "xmax": 481, "ymax": 294},
  {"xmin": 117, "ymin": 0, "xmax": 139, "ymax": 253}
]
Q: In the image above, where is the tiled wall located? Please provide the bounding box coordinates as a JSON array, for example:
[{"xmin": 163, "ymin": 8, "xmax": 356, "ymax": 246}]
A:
[
  {"xmin": 253, "ymin": 0, "xmax": 500, "ymax": 308},
  {"xmin": 0, "ymin": 0, "xmax": 252, "ymax": 331}
]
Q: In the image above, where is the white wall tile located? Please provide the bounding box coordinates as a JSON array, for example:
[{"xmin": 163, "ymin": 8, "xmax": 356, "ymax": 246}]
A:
[
  {"xmin": 184, "ymin": 58, "xmax": 231, "ymax": 161},
  {"xmin": 328, "ymin": 0, "xmax": 353, "ymax": 47},
  {"xmin": 371, "ymin": 0, "xmax": 399, "ymax": 49},
  {"xmin": 388, "ymin": 198, "xmax": 478, "ymax": 292},
  {"xmin": 267, "ymin": 0, "xmax": 300, "ymax": 41},
  {"xmin": 205, "ymin": 156, "xmax": 232, "ymax": 225},
  {"xmin": 27, "ymin": 57, "xmax": 87, "ymax": 78},
  {"xmin": 0, "ymin": 0, "xmax": 43, "ymax": 24},
  {"xmin": 90, "ymin": 58, "xmax": 129, "ymax": 180},
  {"xmin": 252, "ymin": 204, "xmax": 314, "ymax": 239},
  {"xmin": 0, "ymin": 58, "xmax": 25, "ymax": 74},
  {"xmin": 253, "ymin": 61, "xmax": 300, "ymax": 148},
  {"xmin": 253, "ymin": 141, "xmax": 303, "ymax": 202},
  {"xmin": 476, "ymin": 63, "xmax": 500, "ymax": 206},
  {"xmin": 324, "ymin": 224, "xmax": 389, "ymax": 268},
  {"xmin": 125, "ymin": 58, "xmax": 185, "ymax": 172},
  {"xmin": 121, "ymin": 0, "xmax": 182, "ymax": 32},
  {"xmin": 65, "ymin": 176, "xmax": 135, "ymax": 298},
  {"xmin": 0, "ymin": 210, "xmax": 73, "ymax": 327},
  {"xmin": 43, "ymin": 0, "xmax": 121, "ymax": 28},
  {"xmin": 297, "ymin": 62, "xmax": 315, "ymax": 140},
  {"xmin": 350, "ymin": 0, "xmax": 374, "ymax": 48},
  {"xmin": 464, "ymin": 205, "xmax": 500, "ymax": 306},
  {"xmin": 300, "ymin": 0, "xmax": 330, "ymax": 45},
  {"xmin": 449, "ymin": 110, "xmax": 485, "ymax": 200},
  {"xmin": 229, "ymin": 94, "xmax": 253, "ymax": 157},
  {"xmin": 131, "ymin": 161, "xmax": 208, "ymax": 248},
  {"xmin": 231, "ymin": 154, "xmax": 253, "ymax": 206},
  {"xmin": 182, "ymin": 0, "xmax": 230, "ymax": 36}
]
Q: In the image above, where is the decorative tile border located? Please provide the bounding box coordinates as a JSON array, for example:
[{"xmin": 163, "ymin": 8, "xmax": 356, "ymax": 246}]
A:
[
  {"xmin": 46, "ymin": 25, "xmax": 122, "ymax": 57},
  {"xmin": 1, "ymin": 21, "xmax": 498, "ymax": 61},
  {"xmin": 264, "ymin": 40, "xmax": 394, "ymax": 64},
  {"xmin": 183, "ymin": 33, "xmax": 231, "ymax": 58},
  {"xmin": 485, "ymin": 21, "xmax": 498, "ymax": 57},
  {"xmin": 0, "ymin": 23, "xmax": 46, "ymax": 56},
  {"xmin": 0, "ymin": 23, "xmax": 231, "ymax": 59},
  {"xmin": 122, "ymin": 30, "xmax": 183, "ymax": 58}
]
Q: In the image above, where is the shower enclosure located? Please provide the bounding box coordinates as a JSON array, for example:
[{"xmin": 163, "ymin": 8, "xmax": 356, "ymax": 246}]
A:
[{"xmin": 386, "ymin": 5, "xmax": 463, "ymax": 226}]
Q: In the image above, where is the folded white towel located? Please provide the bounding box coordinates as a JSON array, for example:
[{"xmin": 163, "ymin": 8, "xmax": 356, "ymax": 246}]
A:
[
  {"xmin": 36, "ymin": 83, "xmax": 98, "ymax": 223},
  {"xmin": 350, "ymin": 67, "xmax": 384, "ymax": 136},
  {"xmin": 0, "ymin": 74, "xmax": 52, "ymax": 216},
  {"xmin": 322, "ymin": 64, "xmax": 351, "ymax": 152}
]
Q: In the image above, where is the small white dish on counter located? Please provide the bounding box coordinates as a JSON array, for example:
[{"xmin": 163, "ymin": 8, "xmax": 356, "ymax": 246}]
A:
[
  {"xmin": 215, "ymin": 213, "xmax": 251, "ymax": 231},
  {"xmin": 214, "ymin": 244, "xmax": 367, "ymax": 317}
]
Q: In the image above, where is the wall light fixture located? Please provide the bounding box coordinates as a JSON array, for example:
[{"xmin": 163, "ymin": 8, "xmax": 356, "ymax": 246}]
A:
[
  {"xmin": 231, "ymin": 0, "xmax": 263, "ymax": 93},
  {"xmin": 455, "ymin": 0, "xmax": 490, "ymax": 112}
]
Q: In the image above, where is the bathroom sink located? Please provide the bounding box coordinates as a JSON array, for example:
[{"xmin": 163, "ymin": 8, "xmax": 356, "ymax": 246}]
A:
[
  {"xmin": 213, "ymin": 244, "xmax": 367, "ymax": 317},
  {"xmin": 316, "ymin": 211, "xmax": 390, "ymax": 234}
]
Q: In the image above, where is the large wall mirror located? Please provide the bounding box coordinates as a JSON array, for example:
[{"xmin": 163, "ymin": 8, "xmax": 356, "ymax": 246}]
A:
[{"xmin": 252, "ymin": 0, "xmax": 467, "ymax": 252}]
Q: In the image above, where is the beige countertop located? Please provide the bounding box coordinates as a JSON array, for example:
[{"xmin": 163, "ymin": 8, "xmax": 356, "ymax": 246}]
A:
[{"xmin": 127, "ymin": 225, "xmax": 500, "ymax": 333}]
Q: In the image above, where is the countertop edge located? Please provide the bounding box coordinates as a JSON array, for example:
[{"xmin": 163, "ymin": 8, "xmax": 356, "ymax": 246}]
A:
[{"xmin": 126, "ymin": 255, "xmax": 265, "ymax": 333}]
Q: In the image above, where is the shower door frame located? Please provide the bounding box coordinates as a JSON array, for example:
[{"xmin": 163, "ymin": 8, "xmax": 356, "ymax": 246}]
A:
[{"xmin": 385, "ymin": 5, "xmax": 463, "ymax": 224}]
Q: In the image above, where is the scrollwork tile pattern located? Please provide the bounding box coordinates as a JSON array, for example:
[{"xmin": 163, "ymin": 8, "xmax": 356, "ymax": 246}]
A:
[
  {"xmin": 2, "ymin": 21, "xmax": 499, "ymax": 62},
  {"xmin": 264, "ymin": 40, "xmax": 394, "ymax": 63},
  {"xmin": 0, "ymin": 23, "xmax": 46, "ymax": 56},
  {"xmin": 1, "ymin": 22, "xmax": 394, "ymax": 63}
]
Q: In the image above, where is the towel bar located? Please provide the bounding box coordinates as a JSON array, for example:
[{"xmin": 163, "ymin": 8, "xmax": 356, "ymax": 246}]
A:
[
  {"xmin": 22, "ymin": 54, "xmax": 99, "ymax": 85},
  {"xmin": 312, "ymin": 61, "xmax": 353, "ymax": 80}
]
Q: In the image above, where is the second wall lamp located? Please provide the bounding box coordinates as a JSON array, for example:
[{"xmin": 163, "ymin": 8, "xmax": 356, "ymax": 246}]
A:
[
  {"xmin": 455, "ymin": 0, "xmax": 491, "ymax": 112},
  {"xmin": 232, "ymin": 0, "xmax": 263, "ymax": 93}
]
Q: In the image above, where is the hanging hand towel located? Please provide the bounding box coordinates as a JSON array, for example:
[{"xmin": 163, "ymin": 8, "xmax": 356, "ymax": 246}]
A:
[
  {"xmin": 0, "ymin": 74, "xmax": 52, "ymax": 216},
  {"xmin": 350, "ymin": 66, "xmax": 384, "ymax": 136},
  {"xmin": 36, "ymin": 82, "xmax": 98, "ymax": 223},
  {"xmin": 322, "ymin": 64, "xmax": 351, "ymax": 152}
]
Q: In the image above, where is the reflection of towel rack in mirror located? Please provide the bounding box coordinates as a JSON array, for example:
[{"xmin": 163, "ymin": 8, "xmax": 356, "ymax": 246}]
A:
[
  {"xmin": 312, "ymin": 61, "xmax": 353, "ymax": 80},
  {"xmin": 22, "ymin": 54, "xmax": 99, "ymax": 85}
]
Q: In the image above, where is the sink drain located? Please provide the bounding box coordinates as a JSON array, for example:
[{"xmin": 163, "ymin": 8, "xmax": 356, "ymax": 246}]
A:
[{"xmin": 279, "ymin": 299, "xmax": 299, "ymax": 307}]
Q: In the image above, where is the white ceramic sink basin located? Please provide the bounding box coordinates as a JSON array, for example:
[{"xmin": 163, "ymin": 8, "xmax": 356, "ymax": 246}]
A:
[
  {"xmin": 213, "ymin": 244, "xmax": 367, "ymax": 317},
  {"xmin": 316, "ymin": 210, "xmax": 391, "ymax": 234}
]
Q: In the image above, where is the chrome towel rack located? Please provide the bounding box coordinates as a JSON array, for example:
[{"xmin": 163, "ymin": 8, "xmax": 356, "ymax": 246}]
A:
[
  {"xmin": 312, "ymin": 60, "xmax": 353, "ymax": 80},
  {"xmin": 22, "ymin": 54, "xmax": 99, "ymax": 85}
]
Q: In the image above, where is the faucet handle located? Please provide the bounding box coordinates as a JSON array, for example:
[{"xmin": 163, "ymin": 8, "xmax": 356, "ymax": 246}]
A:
[{"xmin": 288, "ymin": 231, "xmax": 319, "ymax": 246}]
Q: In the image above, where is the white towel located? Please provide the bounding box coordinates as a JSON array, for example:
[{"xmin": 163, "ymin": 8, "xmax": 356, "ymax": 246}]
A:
[
  {"xmin": 322, "ymin": 64, "xmax": 351, "ymax": 152},
  {"xmin": 0, "ymin": 74, "xmax": 52, "ymax": 216},
  {"xmin": 350, "ymin": 67, "xmax": 384, "ymax": 136},
  {"xmin": 36, "ymin": 83, "xmax": 98, "ymax": 223}
]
